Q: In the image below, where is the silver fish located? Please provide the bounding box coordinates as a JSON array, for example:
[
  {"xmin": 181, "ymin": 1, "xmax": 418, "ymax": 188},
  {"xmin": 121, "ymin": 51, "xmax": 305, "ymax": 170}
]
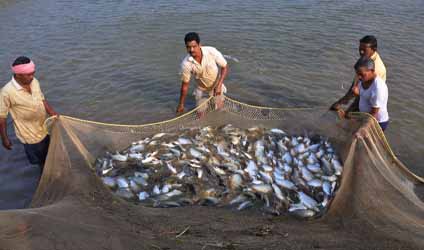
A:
[
  {"xmin": 307, "ymin": 179, "xmax": 322, "ymax": 188},
  {"xmin": 102, "ymin": 177, "xmax": 116, "ymax": 189},
  {"xmin": 251, "ymin": 184, "xmax": 272, "ymax": 194},
  {"xmin": 298, "ymin": 192, "xmax": 318, "ymax": 210},
  {"xmin": 271, "ymin": 184, "xmax": 286, "ymax": 201},
  {"xmin": 237, "ymin": 200, "xmax": 253, "ymax": 210},
  {"xmin": 138, "ymin": 191, "xmax": 150, "ymax": 201},
  {"xmin": 111, "ymin": 152, "xmax": 128, "ymax": 162},
  {"xmin": 270, "ymin": 128, "xmax": 286, "ymax": 135},
  {"xmin": 117, "ymin": 177, "xmax": 129, "ymax": 189},
  {"xmin": 152, "ymin": 132, "xmax": 167, "ymax": 139}
]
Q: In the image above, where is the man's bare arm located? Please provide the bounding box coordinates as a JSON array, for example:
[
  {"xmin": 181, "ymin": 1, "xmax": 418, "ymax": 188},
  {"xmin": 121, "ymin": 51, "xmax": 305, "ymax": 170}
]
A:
[
  {"xmin": 370, "ymin": 107, "xmax": 380, "ymax": 120},
  {"xmin": 176, "ymin": 81, "xmax": 190, "ymax": 114},
  {"xmin": 42, "ymin": 100, "xmax": 58, "ymax": 116},
  {"xmin": 0, "ymin": 118, "xmax": 12, "ymax": 150},
  {"xmin": 330, "ymin": 75, "xmax": 359, "ymax": 110},
  {"xmin": 214, "ymin": 65, "xmax": 228, "ymax": 95}
]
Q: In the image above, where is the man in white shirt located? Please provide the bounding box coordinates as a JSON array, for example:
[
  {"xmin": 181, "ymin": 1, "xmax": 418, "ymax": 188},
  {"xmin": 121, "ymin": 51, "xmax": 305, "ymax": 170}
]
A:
[
  {"xmin": 344, "ymin": 57, "xmax": 389, "ymax": 131},
  {"xmin": 176, "ymin": 32, "xmax": 229, "ymax": 114}
]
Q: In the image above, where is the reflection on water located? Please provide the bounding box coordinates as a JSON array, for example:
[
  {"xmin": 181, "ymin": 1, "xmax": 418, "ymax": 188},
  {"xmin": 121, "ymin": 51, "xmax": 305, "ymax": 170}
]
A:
[{"xmin": 0, "ymin": 0, "xmax": 423, "ymax": 208}]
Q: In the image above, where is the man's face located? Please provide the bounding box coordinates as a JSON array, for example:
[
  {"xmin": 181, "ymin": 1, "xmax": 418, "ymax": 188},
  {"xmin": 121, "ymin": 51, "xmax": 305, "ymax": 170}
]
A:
[
  {"xmin": 358, "ymin": 43, "xmax": 375, "ymax": 58},
  {"xmin": 186, "ymin": 40, "xmax": 201, "ymax": 57},
  {"xmin": 15, "ymin": 72, "xmax": 35, "ymax": 85},
  {"xmin": 356, "ymin": 67, "xmax": 375, "ymax": 82}
]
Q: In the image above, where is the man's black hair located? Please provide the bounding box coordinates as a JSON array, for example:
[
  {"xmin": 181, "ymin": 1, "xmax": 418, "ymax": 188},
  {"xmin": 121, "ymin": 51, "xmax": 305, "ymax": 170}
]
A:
[
  {"xmin": 184, "ymin": 32, "xmax": 200, "ymax": 44},
  {"xmin": 354, "ymin": 56, "xmax": 375, "ymax": 71},
  {"xmin": 12, "ymin": 56, "xmax": 31, "ymax": 66},
  {"xmin": 360, "ymin": 35, "xmax": 378, "ymax": 50}
]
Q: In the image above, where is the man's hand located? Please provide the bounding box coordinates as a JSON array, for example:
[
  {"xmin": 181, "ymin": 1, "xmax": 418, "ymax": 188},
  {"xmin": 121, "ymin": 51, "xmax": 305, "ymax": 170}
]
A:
[
  {"xmin": 214, "ymin": 84, "xmax": 222, "ymax": 96},
  {"xmin": 337, "ymin": 109, "xmax": 346, "ymax": 119},
  {"xmin": 2, "ymin": 138, "xmax": 12, "ymax": 150},
  {"xmin": 176, "ymin": 104, "xmax": 184, "ymax": 114},
  {"xmin": 330, "ymin": 102, "xmax": 341, "ymax": 111}
]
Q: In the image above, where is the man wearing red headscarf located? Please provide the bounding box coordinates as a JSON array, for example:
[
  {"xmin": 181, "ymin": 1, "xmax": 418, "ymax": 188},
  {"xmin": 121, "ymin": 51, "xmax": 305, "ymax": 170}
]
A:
[{"xmin": 0, "ymin": 56, "xmax": 58, "ymax": 173}]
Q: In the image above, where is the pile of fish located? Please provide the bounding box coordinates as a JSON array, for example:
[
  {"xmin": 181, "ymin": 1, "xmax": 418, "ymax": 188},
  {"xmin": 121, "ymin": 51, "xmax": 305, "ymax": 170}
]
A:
[{"xmin": 95, "ymin": 124, "xmax": 343, "ymax": 218}]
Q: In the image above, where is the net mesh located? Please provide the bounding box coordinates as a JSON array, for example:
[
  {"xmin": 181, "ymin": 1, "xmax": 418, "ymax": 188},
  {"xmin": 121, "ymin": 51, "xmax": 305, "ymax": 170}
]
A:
[{"xmin": 0, "ymin": 96, "xmax": 422, "ymax": 250}]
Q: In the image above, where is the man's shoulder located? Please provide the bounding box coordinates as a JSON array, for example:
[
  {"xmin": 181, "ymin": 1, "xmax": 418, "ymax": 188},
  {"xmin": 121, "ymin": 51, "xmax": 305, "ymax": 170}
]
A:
[
  {"xmin": 1, "ymin": 81, "xmax": 14, "ymax": 94},
  {"xmin": 202, "ymin": 46, "xmax": 220, "ymax": 54},
  {"xmin": 181, "ymin": 54, "xmax": 193, "ymax": 66},
  {"xmin": 373, "ymin": 77, "xmax": 387, "ymax": 90}
]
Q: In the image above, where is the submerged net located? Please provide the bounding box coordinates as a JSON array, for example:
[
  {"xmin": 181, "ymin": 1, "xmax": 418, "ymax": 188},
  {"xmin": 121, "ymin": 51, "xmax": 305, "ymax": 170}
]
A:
[{"xmin": 0, "ymin": 96, "xmax": 422, "ymax": 250}]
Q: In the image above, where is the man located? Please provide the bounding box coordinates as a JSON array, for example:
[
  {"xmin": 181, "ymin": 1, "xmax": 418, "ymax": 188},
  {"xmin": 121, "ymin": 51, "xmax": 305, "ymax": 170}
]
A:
[
  {"xmin": 339, "ymin": 57, "xmax": 389, "ymax": 131},
  {"xmin": 331, "ymin": 35, "xmax": 386, "ymax": 114},
  {"xmin": 0, "ymin": 56, "xmax": 58, "ymax": 173},
  {"xmin": 176, "ymin": 32, "xmax": 229, "ymax": 114}
]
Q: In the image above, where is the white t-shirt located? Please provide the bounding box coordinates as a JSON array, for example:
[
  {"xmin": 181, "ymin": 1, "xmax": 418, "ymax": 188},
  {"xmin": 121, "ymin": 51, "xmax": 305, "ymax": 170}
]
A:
[
  {"xmin": 180, "ymin": 46, "xmax": 227, "ymax": 91},
  {"xmin": 359, "ymin": 76, "xmax": 389, "ymax": 123}
]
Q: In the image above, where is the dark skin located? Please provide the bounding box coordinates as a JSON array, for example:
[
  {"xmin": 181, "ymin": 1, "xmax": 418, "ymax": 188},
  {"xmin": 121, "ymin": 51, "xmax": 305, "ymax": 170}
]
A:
[
  {"xmin": 337, "ymin": 67, "xmax": 379, "ymax": 119},
  {"xmin": 330, "ymin": 42, "xmax": 376, "ymax": 112},
  {"xmin": 176, "ymin": 40, "xmax": 228, "ymax": 114},
  {"xmin": 0, "ymin": 72, "xmax": 58, "ymax": 150}
]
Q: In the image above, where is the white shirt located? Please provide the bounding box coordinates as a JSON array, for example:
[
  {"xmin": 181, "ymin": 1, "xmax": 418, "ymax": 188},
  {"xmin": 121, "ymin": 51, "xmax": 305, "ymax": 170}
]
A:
[
  {"xmin": 359, "ymin": 76, "xmax": 389, "ymax": 123},
  {"xmin": 180, "ymin": 46, "xmax": 227, "ymax": 91}
]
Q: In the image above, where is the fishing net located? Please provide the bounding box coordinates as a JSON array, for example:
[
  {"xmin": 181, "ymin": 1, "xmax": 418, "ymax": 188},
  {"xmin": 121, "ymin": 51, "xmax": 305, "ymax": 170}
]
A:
[{"xmin": 0, "ymin": 96, "xmax": 422, "ymax": 250}]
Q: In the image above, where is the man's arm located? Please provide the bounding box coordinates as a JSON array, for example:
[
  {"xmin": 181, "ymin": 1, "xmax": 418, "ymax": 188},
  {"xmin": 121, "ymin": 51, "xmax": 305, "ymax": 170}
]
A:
[
  {"xmin": 370, "ymin": 107, "xmax": 379, "ymax": 120},
  {"xmin": 0, "ymin": 118, "xmax": 12, "ymax": 150},
  {"xmin": 214, "ymin": 65, "xmax": 228, "ymax": 95},
  {"xmin": 176, "ymin": 81, "xmax": 190, "ymax": 114},
  {"xmin": 42, "ymin": 100, "xmax": 58, "ymax": 116},
  {"xmin": 330, "ymin": 75, "xmax": 359, "ymax": 110}
]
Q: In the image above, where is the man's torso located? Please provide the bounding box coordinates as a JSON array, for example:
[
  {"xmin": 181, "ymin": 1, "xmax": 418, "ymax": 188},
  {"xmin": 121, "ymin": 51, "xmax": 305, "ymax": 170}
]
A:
[
  {"xmin": 359, "ymin": 76, "xmax": 389, "ymax": 122},
  {"xmin": 181, "ymin": 46, "xmax": 227, "ymax": 91},
  {"xmin": 0, "ymin": 78, "xmax": 47, "ymax": 144}
]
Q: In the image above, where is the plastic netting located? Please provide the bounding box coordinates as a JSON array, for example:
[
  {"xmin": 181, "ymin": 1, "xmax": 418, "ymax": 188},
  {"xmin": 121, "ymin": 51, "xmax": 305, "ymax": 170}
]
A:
[{"xmin": 0, "ymin": 96, "xmax": 422, "ymax": 250}]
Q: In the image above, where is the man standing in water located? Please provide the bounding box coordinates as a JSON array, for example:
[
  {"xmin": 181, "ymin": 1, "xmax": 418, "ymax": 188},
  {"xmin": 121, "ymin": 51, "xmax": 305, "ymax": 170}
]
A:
[
  {"xmin": 331, "ymin": 35, "xmax": 386, "ymax": 114},
  {"xmin": 176, "ymin": 32, "xmax": 229, "ymax": 114},
  {"xmin": 0, "ymin": 56, "xmax": 58, "ymax": 174}
]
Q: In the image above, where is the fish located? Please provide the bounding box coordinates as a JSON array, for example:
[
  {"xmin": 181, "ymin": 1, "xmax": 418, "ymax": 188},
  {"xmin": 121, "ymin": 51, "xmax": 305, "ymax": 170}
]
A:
[
  {"xmin": 102, "ymin": 177, "xmax": 116, "ymax": 189},
  {"xmin": 323, "ymin": 181, "xmax": 332, "ymax": 196},
  {"xmin": 251, "ymin": 184, "xmax": 272, "ymax": 194},
  {"xmin": 166, "ymin": 162, "xmax": 178, "ymax": 174},
  {"xmin": 138, "ymin": 191, "xmax": 150, "ymax": 201},
  {"xmin": 111, "ymin": 152, "xmax": 128, "ymax": 162},
  {"xmin": 331, "ymin": 158, "xmax": 343, "ymax": 175},
  {"xmin": 275, "ymin": 178, "xmax": 296, "ymax": 190},
  {"xmin": 270, "ymin": 128, "xmax": 286, "ymax": 135},
  {"xmin": 291, "ymin": 209, "xmax": 316, "ymax": 218},
  {"xmin": 259, "ymin": 171, "xmax": 273, "ymax": 184},
  {"xmin": 177, "ymin": 138, "xmax": 192, "ymax": 145},
  {"xmin": 129, "ymin": 144, "xmax": 145, "ymax": 152},
  {"xmin": 190, "ymin": 148, "xmax": 204, "ymax": 160},
  {"xmin": 272, "ymin": 184, "xmax": 286, "ymax": 201},
  {"xmin": 116, "ymin": 177, "xmax": 129, "ymax": 189},
  {"xmin": 237, "ymin": 200, "xmax": 253, "ymax": 210},
  {"xmin": 307, "ymin": 179, "xmax": 322, "ymax": 188},
  {"xmin": 301, "ymin": 167, "xmax": 314, "ymax": 182},
  {"xmin": 298, "ymin": 192, "xmax": 318, "ymax": 210},
  {"xmin": 133, "ymin": 176, "xmax": 148, "ymax": 187},
  {"xmin": 152, "ymin": 132, "xmax": 167, "ymax": 139},
  {"xmin": 229, "ymin": 174, "xmax": 243, "ymax": 190}
]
